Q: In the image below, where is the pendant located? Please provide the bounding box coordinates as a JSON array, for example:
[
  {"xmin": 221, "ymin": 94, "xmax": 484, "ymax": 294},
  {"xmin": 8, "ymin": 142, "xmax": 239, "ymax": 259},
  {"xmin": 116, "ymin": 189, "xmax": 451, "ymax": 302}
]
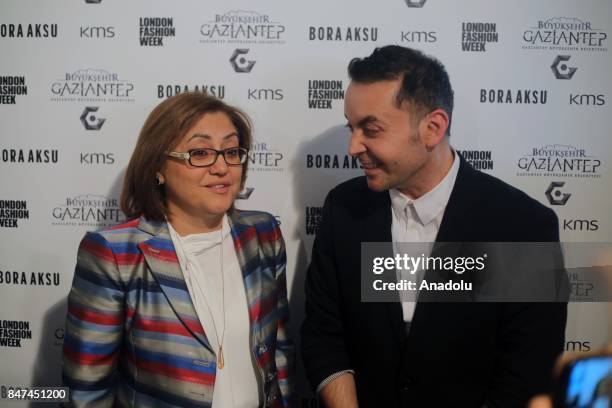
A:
[{"xmin": 218, "ymin": 346, "xmax": 224, "ymax": 369}]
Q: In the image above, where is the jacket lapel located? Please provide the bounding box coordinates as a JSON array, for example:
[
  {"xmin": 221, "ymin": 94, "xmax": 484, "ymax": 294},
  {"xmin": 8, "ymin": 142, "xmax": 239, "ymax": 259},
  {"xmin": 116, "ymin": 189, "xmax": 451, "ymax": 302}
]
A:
[
  {"xmin": 435, "ymin": 154, "xmax": 480, "ymax": 243},
  {"xmin": 361, "ymin": 189, "xmax": 406, "ymax": 348},
  {"xmin": 411, "ymin": 156, "xmax": 481, "ymax": 314},
  {"xmin": 227, "ymin": 210, "xmax": 264, "ymax": 344},
  {"xmin": 137, "ymin": 217, "xmax": 213, "ymax": 352}
]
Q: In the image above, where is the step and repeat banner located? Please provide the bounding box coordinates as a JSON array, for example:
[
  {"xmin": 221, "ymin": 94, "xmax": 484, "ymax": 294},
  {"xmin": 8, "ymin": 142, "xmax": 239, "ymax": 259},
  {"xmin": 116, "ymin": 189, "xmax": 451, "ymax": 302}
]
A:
[{"xmin": 1, "ymin": 0, "xmax": 610, "ymax": 406}]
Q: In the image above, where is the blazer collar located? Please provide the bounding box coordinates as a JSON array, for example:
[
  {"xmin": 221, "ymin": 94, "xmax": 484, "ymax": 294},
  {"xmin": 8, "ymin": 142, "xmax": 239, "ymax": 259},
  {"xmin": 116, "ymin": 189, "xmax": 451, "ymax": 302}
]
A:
[
  {"xmin": 435, "ymin": 152, "xmax": 482, "ymax": 242},
  {"xmin": 137, "ymin": 216, "xmax": 168, "ymax": 237},
  {"xmin": 137, "ymin": 210, "xmax": 267, "ymax": 351},
  {"xmin": 227, "ymin": 209, "xmax": 267, "ymax": 344},
  {"xmin": 137, "ymin": 216, "xmax": 213, "ymax": 352},
  {"xmin": 357, "ymin": 186, "xmax": 408, "ymax": 347},
  {"xmin": 363, "ymin": 152, "xmax": 481, "ymax": 243}
]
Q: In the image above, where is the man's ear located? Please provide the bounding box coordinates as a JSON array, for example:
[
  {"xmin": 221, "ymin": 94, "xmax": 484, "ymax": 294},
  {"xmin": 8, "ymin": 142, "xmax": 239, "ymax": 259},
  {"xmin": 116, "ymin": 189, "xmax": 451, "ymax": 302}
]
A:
[{"xmin": 419, "ymin": 108, "xmax": 449, "ymax": 150}]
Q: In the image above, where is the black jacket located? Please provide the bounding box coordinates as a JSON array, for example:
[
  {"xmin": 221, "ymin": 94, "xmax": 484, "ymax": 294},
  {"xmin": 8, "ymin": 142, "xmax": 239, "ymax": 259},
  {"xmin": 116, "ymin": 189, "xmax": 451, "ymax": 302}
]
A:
[{"xmin": 301, "ymin": 156, "xmax": 567, "ymax": 408}]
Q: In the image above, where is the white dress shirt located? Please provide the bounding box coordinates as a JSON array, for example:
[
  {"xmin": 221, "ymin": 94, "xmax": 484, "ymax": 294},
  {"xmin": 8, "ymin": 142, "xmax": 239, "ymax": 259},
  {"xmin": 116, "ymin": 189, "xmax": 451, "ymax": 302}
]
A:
[
  {"xmin": 169, "ymin": 216, "xmax": 261, "ymax": 408},
  {"xmin": 390, "ymin": 150, "xmax": 460, "ymax": 322}
]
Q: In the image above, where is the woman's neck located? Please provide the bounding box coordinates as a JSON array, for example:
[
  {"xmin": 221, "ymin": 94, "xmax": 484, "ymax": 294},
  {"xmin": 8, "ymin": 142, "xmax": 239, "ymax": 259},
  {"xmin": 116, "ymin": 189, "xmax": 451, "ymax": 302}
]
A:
[{"xmin": 167, "ymin": 210, "xmax": 224, "ymax": 236}]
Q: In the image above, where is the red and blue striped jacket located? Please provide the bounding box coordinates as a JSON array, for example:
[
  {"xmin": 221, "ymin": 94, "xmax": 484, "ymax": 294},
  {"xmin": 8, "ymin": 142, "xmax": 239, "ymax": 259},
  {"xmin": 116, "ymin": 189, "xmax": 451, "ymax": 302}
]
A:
[{"xmin": 63, "ymin": 210, "xmax": 293, "ymax": 407}]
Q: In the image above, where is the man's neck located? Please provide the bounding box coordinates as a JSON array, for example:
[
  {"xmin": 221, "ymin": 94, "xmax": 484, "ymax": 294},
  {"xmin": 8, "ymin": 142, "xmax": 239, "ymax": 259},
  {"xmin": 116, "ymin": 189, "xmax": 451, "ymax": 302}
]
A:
[{"xmin": 397, "ymin": 145, "xmax": 454, "ymax": 199}]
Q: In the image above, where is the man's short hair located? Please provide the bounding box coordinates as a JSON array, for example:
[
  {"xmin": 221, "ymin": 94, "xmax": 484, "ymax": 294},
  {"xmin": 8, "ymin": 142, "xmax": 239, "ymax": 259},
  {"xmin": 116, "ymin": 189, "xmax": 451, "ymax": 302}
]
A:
[{"xmin": 348, "ymin": 45, "xmax": 454, "ymax": 135}]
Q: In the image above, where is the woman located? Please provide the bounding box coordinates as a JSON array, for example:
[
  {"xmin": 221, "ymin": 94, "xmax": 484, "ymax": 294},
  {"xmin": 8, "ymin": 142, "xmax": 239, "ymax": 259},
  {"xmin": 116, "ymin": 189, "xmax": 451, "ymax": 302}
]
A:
[{"xmin": 63, "ymin": 92, "xmax": 293, "ymax": 407}]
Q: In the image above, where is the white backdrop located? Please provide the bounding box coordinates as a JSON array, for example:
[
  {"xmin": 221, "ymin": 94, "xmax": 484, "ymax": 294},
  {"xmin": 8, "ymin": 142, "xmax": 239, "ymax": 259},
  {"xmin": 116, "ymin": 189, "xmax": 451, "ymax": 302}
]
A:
[{"xmin": 1, "ymin": 0, "xmax": 611, "ymax": 406}]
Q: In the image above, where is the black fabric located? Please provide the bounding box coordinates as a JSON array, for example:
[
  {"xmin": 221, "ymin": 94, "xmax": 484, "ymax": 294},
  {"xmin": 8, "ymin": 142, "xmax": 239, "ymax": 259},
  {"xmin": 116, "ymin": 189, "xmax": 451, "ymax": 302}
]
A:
[{"xmin": 301, "ymin": 155, "xmax": 567, "ymax": 408}]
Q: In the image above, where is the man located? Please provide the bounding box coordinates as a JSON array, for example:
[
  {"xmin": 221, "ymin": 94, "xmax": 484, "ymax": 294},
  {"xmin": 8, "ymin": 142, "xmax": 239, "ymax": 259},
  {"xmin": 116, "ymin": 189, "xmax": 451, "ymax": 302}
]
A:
[{"xmin": 301, "ymin": 45, "xmax": 567, "ymax": 407}]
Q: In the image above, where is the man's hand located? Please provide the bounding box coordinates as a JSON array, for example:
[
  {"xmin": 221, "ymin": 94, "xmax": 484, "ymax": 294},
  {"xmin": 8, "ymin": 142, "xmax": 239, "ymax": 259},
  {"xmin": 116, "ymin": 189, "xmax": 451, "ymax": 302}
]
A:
[{"xmin": 320, "ymin": 373, "xmax": 359, "ymax": 408}]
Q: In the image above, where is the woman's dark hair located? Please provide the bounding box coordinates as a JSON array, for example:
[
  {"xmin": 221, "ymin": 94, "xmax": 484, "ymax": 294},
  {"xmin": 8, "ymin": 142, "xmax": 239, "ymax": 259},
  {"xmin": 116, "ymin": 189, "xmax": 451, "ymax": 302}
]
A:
[{"xmin": 121, "ymin": 92, "xmax": 252, "ymax": 221}]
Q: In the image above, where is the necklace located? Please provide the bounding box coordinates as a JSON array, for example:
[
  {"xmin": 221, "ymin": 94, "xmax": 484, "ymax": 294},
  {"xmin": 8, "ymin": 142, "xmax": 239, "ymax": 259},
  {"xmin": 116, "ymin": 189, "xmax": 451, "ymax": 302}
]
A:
[
  {"xmin": 216, "ymin": 221, "xmax": 226, "ymax": 369},
  {"xmin": 204, "ymin": 220, "xmax": 226, "ymax": 369},
  {"xmin": 171, "ymin": 219, "xmax": 227, "ymax": 369}
]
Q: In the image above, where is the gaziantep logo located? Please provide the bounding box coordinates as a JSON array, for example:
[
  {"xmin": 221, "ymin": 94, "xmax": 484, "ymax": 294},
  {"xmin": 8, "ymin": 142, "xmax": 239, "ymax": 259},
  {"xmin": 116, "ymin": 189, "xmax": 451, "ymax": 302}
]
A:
[
  {"xmin": 551, "ymin": 55, "xmax": 577, "ymax": 80},
  {"xmin": 545, "ymin": 182, "xmax": 571, "ymax": 206},
  {"xmin": 230, "ymin": 49, "xmax": 255, "ymax": 73},
  {"xmin": 522, "ymin": 17, "xmax": 607, "ymax": 52},
  {"xmin": 237, "ymin": 188, "xmax": 254, "ymax": 200},
  {"xmin": 200, "ymin": 10, "xmax": 285, "ymax": 45},
  {"xmin": 80, "ymin": 106, "xmax": 105, "ymax": 130},
  {"xmin": 50, "ymin": 69, "xmax": 134, "ymax": 103},
  {"xmin": 516, "ymin": 144, "xmax": 601, "ymax": 178},
  {"xmin": 405, "ymin": 0, "xmax": 427, "ymax": 8}
]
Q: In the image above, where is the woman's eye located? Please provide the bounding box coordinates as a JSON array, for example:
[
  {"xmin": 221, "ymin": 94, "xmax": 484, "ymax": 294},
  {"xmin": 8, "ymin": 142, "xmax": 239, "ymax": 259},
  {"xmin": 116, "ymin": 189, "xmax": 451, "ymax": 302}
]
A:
[
  {"xmin": 190, "ymin": 149, "xmax": 210, "ymax": 158},
  {"xmin": 225, "ymin": 148, "xmax": 240, "ymax": 157}
]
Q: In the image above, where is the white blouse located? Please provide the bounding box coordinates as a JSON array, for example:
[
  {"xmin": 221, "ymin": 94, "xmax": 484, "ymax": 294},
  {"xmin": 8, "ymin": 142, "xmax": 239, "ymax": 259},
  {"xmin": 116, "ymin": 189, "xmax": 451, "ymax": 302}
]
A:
[{"xmin": 169, "ymin": 216, "xmax": 261, "ymax": 407}]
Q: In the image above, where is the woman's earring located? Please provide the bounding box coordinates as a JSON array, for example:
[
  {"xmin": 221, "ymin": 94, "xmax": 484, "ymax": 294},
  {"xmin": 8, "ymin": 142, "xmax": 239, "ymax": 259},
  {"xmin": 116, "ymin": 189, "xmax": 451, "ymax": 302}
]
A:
[{"xmin": 156, "ymin": 173, "xmax": 164, "ymax": 185}]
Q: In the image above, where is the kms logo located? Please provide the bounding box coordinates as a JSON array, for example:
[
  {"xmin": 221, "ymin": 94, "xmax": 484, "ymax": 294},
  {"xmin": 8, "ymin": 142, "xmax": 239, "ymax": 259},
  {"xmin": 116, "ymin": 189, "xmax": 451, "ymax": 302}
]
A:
[
  {"xmin": 80, "ymin": 153, "xmax": 115, "ymax": 164},
  {"xmin": 248, "ymin": 88, "xmax": 283, "ymax": 101},
  {"xmin": 570, "ymin": 94, "xmax": 605, "ymax": 106},
  {"xmin": 80, "ymin": 26, "xmax": 115, "ymax": 38}
]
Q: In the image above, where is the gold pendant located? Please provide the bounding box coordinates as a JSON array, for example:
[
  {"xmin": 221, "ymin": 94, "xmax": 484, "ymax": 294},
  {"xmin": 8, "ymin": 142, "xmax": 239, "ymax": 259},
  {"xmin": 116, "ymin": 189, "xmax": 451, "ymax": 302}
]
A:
[{"xmin": 218, "ymin": 346, "xmax": 224, "ymax": 369}]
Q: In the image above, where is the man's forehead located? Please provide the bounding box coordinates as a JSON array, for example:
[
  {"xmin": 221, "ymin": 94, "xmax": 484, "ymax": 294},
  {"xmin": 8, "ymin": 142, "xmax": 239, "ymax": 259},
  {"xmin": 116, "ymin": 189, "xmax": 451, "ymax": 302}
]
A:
[
  {"xmin": 345, "ymin": 80, "xmax": 407, "ymax": 122},
  {"xmin": 347, "ymin": 79, "xmax": 401, "ymax": 98}
]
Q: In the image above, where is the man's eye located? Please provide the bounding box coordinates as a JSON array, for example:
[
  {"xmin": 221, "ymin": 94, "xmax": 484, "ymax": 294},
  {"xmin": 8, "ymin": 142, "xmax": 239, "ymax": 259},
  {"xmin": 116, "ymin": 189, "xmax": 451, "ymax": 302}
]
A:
[
  {"xmin": 190, "ymin": 149, "xmax": 210, "ymax": 158},
  {"xmin": 364, "ymin": 128, "xmax": 379, "ymax": 136}
]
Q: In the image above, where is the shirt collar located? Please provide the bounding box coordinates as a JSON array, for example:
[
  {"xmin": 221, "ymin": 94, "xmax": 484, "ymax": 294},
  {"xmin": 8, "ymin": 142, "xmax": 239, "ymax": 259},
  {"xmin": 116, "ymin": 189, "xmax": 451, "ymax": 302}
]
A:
[
  {"xmin": 168, "ymin": 215, "xmax": 231, "ymax": 255},
  {"xmin": 389, "ymin": 149, "xmax": 460, "ymax": 226}
]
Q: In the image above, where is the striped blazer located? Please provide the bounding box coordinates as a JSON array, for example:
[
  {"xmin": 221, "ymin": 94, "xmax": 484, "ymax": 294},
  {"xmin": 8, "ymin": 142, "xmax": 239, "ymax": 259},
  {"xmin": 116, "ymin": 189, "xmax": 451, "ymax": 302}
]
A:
[{"xmin": 63, "ymin": 210, "xmax": 293, "ymax": 407}]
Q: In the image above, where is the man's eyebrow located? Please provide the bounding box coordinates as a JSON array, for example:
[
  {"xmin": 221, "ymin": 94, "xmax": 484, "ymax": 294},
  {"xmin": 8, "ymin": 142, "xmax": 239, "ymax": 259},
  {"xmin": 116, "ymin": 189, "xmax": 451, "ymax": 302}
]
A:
[
  {"xmin": 357, "ymin": 116, "xmax": 379, "ymax": 127},
  {"xmin": 187, "ymin": 132, "xmax": 239, "ymax": 141},
  {"xmin": 345, "ymin": 115, "xmax": 380, "ymax": 129}
]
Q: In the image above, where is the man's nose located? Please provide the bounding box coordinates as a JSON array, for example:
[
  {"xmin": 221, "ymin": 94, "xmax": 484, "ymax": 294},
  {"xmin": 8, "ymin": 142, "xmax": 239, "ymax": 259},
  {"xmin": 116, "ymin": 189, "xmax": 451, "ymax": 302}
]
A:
[{"xmin": 348, "ymin": 131, "xmax": 366, "ymax": 157}]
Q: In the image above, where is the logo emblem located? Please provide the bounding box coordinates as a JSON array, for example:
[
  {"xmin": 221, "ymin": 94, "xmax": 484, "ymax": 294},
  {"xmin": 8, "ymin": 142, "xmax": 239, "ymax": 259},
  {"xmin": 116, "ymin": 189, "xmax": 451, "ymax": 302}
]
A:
[
  {"xmin": 230, "ymin": 49, "xmax": 256, "ymax": 73},
  {"xmin": 405, "ymin": 0, "xmax": 427, "ymax": 7},
  {"xmin": 237, "ymin": 187, "xmax": 254, "ymax": 200},
  {"xmin": 545, "ymin": 181, "xmax": 571, "ymax": 205},
  {"xmin": 80, "ymin": 106, "xmax": 106, "ymax": 130},
  {"xmin": 551, "ymin": 55, "xmax": 577, "ymax": 80}
]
